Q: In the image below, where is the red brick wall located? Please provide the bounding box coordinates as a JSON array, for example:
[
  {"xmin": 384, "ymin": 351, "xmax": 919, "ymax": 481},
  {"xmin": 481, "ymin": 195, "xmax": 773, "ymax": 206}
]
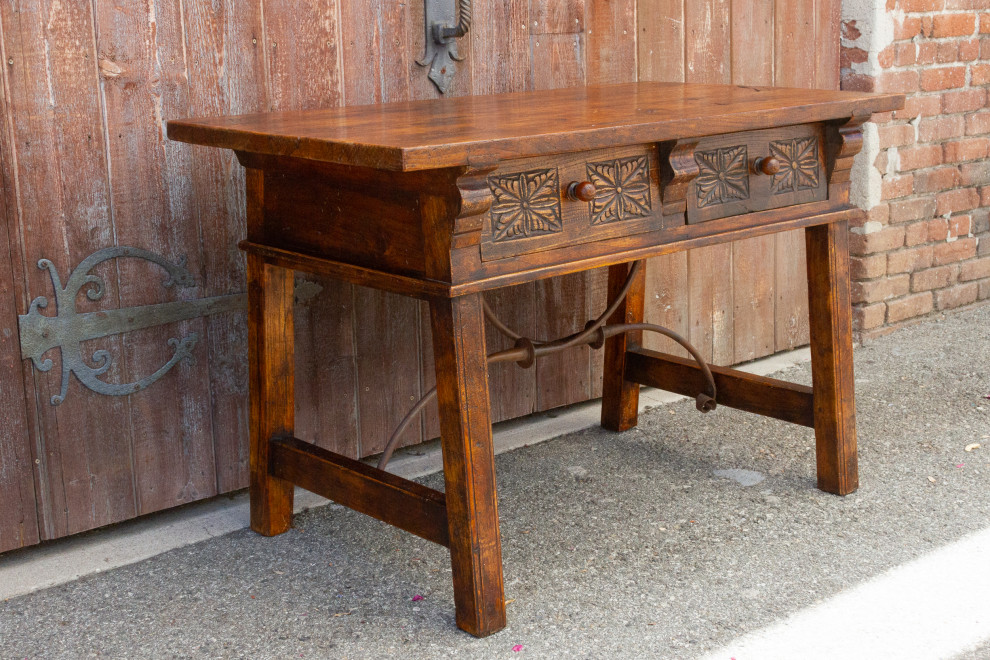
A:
[{"xmin": 841, "ymin": 1, "xmax": 990, "ymax": 336}]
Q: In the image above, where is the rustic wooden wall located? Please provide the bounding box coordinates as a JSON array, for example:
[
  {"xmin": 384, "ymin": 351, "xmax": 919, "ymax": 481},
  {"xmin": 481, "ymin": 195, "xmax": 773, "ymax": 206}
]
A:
[{"xmin": 0, "ymin": 0, "xmax": 840, "ymax": 552}]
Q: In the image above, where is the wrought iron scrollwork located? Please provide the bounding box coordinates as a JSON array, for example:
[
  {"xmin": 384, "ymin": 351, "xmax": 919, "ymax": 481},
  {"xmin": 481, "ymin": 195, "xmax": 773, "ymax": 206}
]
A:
[{"xmin": 376, "ymin": 260, "xmax": 719, "ymax": 471}]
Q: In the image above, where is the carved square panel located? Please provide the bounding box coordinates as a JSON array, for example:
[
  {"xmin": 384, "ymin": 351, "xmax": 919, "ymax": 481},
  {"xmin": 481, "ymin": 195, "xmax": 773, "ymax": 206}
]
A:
[
  {"xmin": 695, "ymin": 145, "xmax": 750, "ymax": 208},
  {"xmin": 488, "ymin": 168, "xmax": 562, "ymax": 242},
  {"xmin": 769, "ymin": 136, "xmax": 821, "ymax": 194},
  {"xmin": 586, "ymin": 155, "xmax": 653, "ymax": 225}
]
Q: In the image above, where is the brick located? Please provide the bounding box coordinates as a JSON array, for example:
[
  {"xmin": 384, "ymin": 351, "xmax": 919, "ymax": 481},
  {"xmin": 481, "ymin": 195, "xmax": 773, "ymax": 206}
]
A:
[
  {"xmin": 888, "ymin": 245, "xmax": 934, "ymax": 273},
  {"xmin": 851, "ymin": 273, "xmax": 910, "ymax": 304},
  {"xmin": 842, "ymin": 47, "xmax": 869, "ymax": 68},
  {"xmin": 921, "ymin": 66, "xmax": 966, "ymax": 91},
  {"xmin": 937, "ymin": 41, "xmax": 959, "ymax": 64},
  {"xmin": 896, "ymin": 16, "xmax": 924, "ymax": 40},
  {"xmin": 949, "ymin": 214, "xmax": 973, "ymax": 238},
  {"xmin": 943, "ymin": 137, "xmax": 990, "ymax": 161},
  {"xmin": 867, "ymin": 204, "xmax": 890, "ymax": 225},
  {"xmin": 850, "ymin": 225, "xmax": 906, "ymax": 255},
  {"xmin": 960, "ymin": 256, "xmax": 990, "ymax": 280},
  {"xmin": 853, "ymin": 303, "xmax": 887, "ymax": 331},
  {"xmin": 973, "ymin": 208, "xmax": 990, "ymax": 233},
  {"xmin": 874, "ymin": 149, "xmax": 889, "ymax": 173},
  {"xmin": 851, "ymin": 254, "xmax": 887, "ymax": 279},
  {"xmin": 934, "ymin": 237, "xmax": 979, "ymax": 264},
  {"xmin": 886, "ymin": 292, "xmax": 934, "ymax": 322},
  {"xmin": 889, "ymin": 197, "xmax": 937, "ymax": 223},
  {"xmin": 932, "ymin": 13, "xmax": 977, "ymax": 38},
  {"xmin": 882, "ymin": 174, "xmax": 914, "ymax": 200},
  {"xmin": 919, "ymin": 115, "xmax": 966, "ymax": 142},
  {"xmin": 905, "ymin": 221, "xmax": 930, "ymax": 246},
  {"xmin": 896, "ymin": 144, "xmax": 942, "ymax": 171},
  {"xmin": 972, "ymin": 63, "xmax": 990, "ymax": 85},
  {"xmin": 879, "ymin": 69, "xmax": 921, "ymax": 93},
  {"xmin": 935, "ymin": 282, "xmax": 979, "ymax": 309},
  {"xmin": 928, "ymin": 217, "xmax": 950, "ymax": 241},
  {"xmin": 896, "ymin": 94, "xmax": 942, "ymax": 119},
  {"xmin": 960, "ymin": 161, "xmax": 990, "ymax": 186},
  {"xmin": 982, "ymin": 186, "xmax": 990, "ymax": 206},
  {"xmin": 911, "ymin": 265, "xmax": 958, "ymax": 291},
  {"xmin": 841, "ymin": 72, "xmax": 876, "ymax": 93},
  {"xmin": 959, "ymin": 38, "xmax": 981, "ymax": 61},
  {"xmin": 981, "ymin": 234, "xmax": 990, "ymax": 255},
  {"xmin": 913, "ymin": 166, "xmax": 961, "ymax": 193},
  {"xmin": 942, "ymin": 88, "xmax": 986, "ymax": 113},
  {"xmin": 872, "ymin": 111, "xmax": 896, "ymax": 125},
  {"xmin": 946, "ymin": 0, "xmax": 990, "ymax": 8},
  {"xmin": 895, "ymin": 42, "xmax": 918, "ymax": 67},
  {"xmin": 922, "ymin": 15, "xmax": 935, "ymax": 38},
  {"xmin": 983, "ymin": 14, "xmax": 990, "ymax": 34},
  {"xmin": 901, "ymin": 0, "xmax": 943, "ymax": 10},
  {"xmin": 983, "ymin": 37, "xmax": 990, "ymax": 59},
  {"xmin": 918, "ymin": 42, "xmax": 938, "ymax": 65},
  {"xmin": 935, "ymin": 187, "xmax": 980, "ymax": 214},
  {"xmin": 980, "ymin": 279, "xmax": 990, "ymax": 300},
  {"xmin": 965, "ymin": 111, "xmax": 990, "ymax": 135}
]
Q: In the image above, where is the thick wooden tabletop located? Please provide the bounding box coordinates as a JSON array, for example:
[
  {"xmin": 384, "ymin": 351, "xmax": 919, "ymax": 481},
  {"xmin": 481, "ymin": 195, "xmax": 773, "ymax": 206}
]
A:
[{"xmin": 167, "ymin": 82, "xmax": 902, "ymax": 172}]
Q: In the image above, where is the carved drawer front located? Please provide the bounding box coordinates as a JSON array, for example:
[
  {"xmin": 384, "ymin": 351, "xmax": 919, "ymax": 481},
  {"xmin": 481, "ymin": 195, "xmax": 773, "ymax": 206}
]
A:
[
  {"xmin": 687, "ymin": 124, "xmax": 827, "ymax": 224},
  {"xmin": 480, "ymin": 145, "xmax": 663, "ymax": 261}
]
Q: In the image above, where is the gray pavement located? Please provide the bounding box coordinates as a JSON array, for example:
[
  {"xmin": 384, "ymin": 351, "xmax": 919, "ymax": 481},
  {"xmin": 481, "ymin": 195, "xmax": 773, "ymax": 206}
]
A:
[{"xmin": 1, "ymin": 305, "xmax": 988, "ymax": 659}]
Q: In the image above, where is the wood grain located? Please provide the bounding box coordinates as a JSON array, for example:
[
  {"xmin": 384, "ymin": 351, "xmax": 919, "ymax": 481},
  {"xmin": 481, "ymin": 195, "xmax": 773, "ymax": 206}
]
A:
[
  {"xmin": 625, "ymin": 347, "xmax": 815, "ymax": 427},
  {"xmin": 731, "ymin": 0, "xmax": 776, "ymax": 363},
  {"xmin": 805, "ymin": 220, "xmax": 859, "ymax": 494},
  {"xmin": 430, "ymin": 293, "xmax": 506, "ymax": 637},
  {"xmin": 0, "ymin": 41, "xmax": 39, "ymax": 551},
  {"xmin": 2, "ymin": 0, "xmax": 136, "ymax": 539}
]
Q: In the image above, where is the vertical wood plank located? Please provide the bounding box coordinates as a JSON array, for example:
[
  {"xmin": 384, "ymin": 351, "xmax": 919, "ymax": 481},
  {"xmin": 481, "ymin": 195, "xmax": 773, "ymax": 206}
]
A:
[
  {"xmin": 340, "ymin": 1, "xmax": 424, "ymax": 456},
  {"xmin": 774, "ymin": 0, "xmax": 816, "ymax": 351},
  {"xmin": 470, "ymin": 0, "xmax": 536, "ymax": 425},
  {"xmin": 0, "ymin": 19, "xmax": 40, "ymax": 550},
  {"xmin": 638, "ymin": 0, "xmax": 689, "ymax": 357},
  {"xmin": 532, "ymin": 0, "xmax": 585, "ymax": 34},
  {"xmin": 262, "ymin": 0, "xmax": 358, "ymax": 459},
  {"xmin": 685, "ymin": 0, "xmax": 733, "ymax": 365},
  {"xmin": 601, "ymin": 262, "xmax": 645, "ymax": 431},
  {"xmin": 731, "ymin": 0, "xmax": 776, "ymax": 363},
  {"xmin": 2, "ymin": 0, "xmax": 137, "ymax": 538},
  {"xmin": 586, "ymin": 0, "xmax": 636, "ymax": 394},
  {"xmin": 532, "ymin": 30, "xmax": 589, "ymax": 411},
  {"xmin": 95, "ymin": 0, "xmax": 218, "ymax": 515},
  {"xmin": 181, "ymin": 0, "xmax": 269, "ymax": 494}
]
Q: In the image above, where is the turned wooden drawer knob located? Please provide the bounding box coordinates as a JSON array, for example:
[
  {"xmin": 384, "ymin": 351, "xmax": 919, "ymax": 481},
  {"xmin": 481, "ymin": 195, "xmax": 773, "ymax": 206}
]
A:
[
  {"xmin": 567, "ymin": 181, "xmax": 597, "ymax": 202},
  {"xmin": 751, "ymin": 156, "xmax": 782, "ymax": 176}
]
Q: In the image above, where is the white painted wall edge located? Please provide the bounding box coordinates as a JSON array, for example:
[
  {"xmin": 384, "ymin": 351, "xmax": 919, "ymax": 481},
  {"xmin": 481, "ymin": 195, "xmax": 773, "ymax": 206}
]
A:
[{"xmin": 0, "ymin": 347, "xmax": 811, "ymax": 602}]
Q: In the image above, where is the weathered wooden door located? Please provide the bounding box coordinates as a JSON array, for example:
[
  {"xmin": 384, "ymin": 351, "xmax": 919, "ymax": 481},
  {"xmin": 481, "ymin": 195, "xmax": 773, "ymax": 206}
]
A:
[{"xmin": 0, "ymin": 0, "xmax": 840, "ymax": 552}]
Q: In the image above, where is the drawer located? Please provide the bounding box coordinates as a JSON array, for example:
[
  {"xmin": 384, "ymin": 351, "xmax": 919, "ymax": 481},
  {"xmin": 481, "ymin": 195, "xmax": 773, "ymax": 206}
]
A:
[
  {"xmin": 686, "ymin": 124, "xmax": 827, "ymax": 224},
  {"xmin": 480, "ymin": 145, "xmax": 663, "ymax": 261}
]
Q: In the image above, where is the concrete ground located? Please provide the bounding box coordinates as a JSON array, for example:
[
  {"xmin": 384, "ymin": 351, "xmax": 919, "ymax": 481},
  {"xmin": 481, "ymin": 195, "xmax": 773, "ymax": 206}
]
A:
[{"xmin": 0, "ymin": 305, "xmax": 988, "ymax": 659}]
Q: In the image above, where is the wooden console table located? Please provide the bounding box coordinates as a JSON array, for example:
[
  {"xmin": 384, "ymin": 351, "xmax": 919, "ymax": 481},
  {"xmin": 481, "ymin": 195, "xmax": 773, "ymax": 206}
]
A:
[{"xmin": 168, "ymin": 83, "xmax": 902, "ymax": 637}]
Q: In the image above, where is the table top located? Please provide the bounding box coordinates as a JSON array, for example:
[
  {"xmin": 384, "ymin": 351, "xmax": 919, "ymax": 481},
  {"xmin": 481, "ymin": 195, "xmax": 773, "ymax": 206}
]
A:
[{"xmin": 167, "ymin": 82, "xmax": 902, "ymax": 172}]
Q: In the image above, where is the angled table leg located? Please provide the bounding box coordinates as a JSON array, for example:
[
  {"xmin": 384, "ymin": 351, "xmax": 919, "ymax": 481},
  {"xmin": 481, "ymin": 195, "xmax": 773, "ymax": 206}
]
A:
[
  {"xmin": 601, "ymin": 261, "xmax": 646, "ymax": 432},
  {"xmin": 429, "ymin": 293, "xmax": 507, "ymax": 637},
  {"xmin": 805, "ymin": 221, "xmax": 859, "ymax": 495},
  {"xmin": 247, "ymin": 253, "xmax": 296, "ymax": 535}
]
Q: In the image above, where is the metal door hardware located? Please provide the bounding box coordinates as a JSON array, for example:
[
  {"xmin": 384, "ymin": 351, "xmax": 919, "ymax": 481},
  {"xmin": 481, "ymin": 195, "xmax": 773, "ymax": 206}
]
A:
[
  {"xmin": 417, "ymin": 0, "xmax": 472, "ymax": 94},
  {"xmin": 18, "ymin": 247, "xmax": 244, "ymax": 405}
]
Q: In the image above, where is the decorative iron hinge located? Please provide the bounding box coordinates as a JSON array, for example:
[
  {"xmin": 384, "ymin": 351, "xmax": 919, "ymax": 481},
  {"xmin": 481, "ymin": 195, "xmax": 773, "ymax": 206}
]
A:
[{"xmin": 18, "ymin": 247, "xmax": 244, "ymax": 405}]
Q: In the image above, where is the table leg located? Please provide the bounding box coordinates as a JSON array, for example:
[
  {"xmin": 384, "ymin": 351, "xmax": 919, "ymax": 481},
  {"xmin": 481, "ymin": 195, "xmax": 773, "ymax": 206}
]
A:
[
  {"xmin": 429, "ymin": 293, "xmax": 507, "ymax": 637},
  {"xmin": 805, "ymin": 221, "xmax": 859, "ymax": 495},
  {"xmin": 601, "ymin": 261, "xmax": 646, "ymax": 432},
  {"xmin": 247, "ymin": 254, "xmax": 295, "ymax": 535}
]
